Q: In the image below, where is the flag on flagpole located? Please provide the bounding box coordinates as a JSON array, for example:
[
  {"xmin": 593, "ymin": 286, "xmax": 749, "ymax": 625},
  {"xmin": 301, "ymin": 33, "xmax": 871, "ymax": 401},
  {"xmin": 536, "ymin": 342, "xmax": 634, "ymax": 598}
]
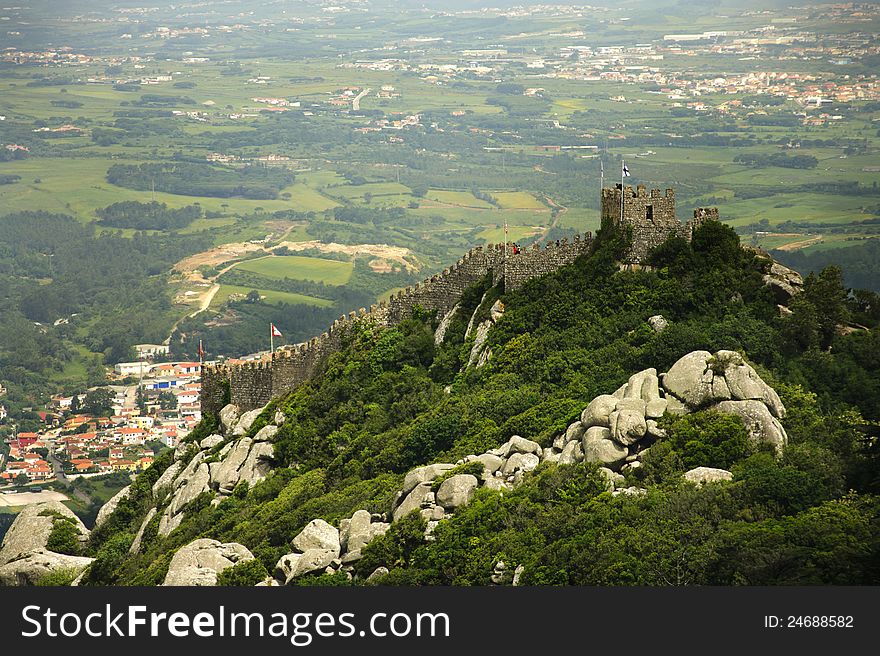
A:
[
  {"xmin": 271, "ymin": 324, "xmax": 283, "ymax": 338},
  {"xmin": 622, "ymin": 162, "xmax": 631, "ymax": 177},
  {"xmin": 197, "ymin": 339, "xmax": 204, "ymax": 359}
]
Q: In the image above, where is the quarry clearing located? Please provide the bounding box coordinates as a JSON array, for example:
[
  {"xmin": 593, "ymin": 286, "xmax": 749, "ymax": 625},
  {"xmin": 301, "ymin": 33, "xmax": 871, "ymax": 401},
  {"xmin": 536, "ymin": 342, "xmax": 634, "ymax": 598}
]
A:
[{"xmin": 169, "ymin": 238, "xmax": 420, "ymax": 329}]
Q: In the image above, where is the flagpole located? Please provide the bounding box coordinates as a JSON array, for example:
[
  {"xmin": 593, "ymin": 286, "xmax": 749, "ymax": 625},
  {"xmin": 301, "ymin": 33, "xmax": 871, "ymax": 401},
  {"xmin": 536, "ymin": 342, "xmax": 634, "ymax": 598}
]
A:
[
  {"xmin": 503, "ymin": 219, "xmax": 508, "ymax": 285},
  {"xmin": 620, "ymin": 158, "xmax": 625, "ymax": 222},
  {"xmin": 270, "ymin": 324, "xmax": 274, "ymax": 354}
]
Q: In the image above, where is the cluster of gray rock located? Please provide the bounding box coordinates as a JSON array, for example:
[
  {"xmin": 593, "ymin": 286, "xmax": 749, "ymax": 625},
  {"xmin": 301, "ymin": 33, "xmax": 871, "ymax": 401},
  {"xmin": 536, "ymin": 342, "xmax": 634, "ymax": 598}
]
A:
[
  {"xmin": 157, "ymin": 348, "xmax": 788, "ymax": 586},
  {"xmin": 163, "ymin": 538, "xmax": 255, "ymax": 586},
  {"xmin": 762, "ymin": 260, "xmax": 804, "ymax": 309},
  {"xmin": 271, "ymin": 512, "xmax": 391, "ymax": 585},
  {"xmin": 0, "ymin": 502, "xmax": 93, "ymax": 586},
  {"xmin": 390, "ymin": 436, "xmax": 543, "ymax": 534},
  {"xmin": 148, "ymin": 404, "xmax": 280, "ymax": 540},
  {"xmin": 434, "ymin": 296, "xmax": 504, "ymax": 370},
  {"xmin": 541, "ymin": 349, "xmax": 788, "ymax": 484}
]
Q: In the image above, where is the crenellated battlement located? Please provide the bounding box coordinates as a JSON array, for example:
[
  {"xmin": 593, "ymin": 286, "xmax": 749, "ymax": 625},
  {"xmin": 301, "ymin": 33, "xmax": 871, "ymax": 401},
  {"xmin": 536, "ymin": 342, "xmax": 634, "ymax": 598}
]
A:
[
  {"xmin": 203, "ymin": 184, "xmax": 721, "ymax": 414},
  {"xmin": 201, "ymin": 230, "xmax": 595, "ymax": 414},
  {"xmin": 601, "ymin": 184, "xmax": 719, "ymax": 263}
]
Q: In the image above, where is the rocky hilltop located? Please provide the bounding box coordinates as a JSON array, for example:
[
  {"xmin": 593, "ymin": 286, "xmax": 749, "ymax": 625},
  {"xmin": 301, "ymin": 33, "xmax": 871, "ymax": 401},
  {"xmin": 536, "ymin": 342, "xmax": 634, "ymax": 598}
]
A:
[
  {"xmin": 71, "ymin": 348, "xmax": 786, "ymax": 587},
  {"xmin": 4, "ymin": 216, "xmax": 876, "ymax": 587}
]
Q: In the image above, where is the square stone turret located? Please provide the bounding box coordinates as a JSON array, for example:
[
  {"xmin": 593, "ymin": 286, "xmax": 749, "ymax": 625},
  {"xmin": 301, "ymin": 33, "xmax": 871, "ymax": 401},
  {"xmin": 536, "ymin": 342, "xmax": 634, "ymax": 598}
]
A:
[{"xmin": 601, "ymin": 184, "xmax": 718, "ymax": 263}]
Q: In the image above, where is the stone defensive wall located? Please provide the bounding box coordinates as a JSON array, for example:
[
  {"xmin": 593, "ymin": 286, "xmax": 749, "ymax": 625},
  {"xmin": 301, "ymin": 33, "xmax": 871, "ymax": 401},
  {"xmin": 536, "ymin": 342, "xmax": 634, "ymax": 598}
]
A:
[{"xmin": 201, "ymin": 234, "xmax": 594, "ymax": 414}]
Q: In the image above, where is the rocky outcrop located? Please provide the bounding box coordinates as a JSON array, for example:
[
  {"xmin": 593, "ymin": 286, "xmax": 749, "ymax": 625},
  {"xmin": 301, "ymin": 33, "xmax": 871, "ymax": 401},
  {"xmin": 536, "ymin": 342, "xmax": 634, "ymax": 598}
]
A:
[
  {"xmin": 95, "ymin": 485, "xmax": 131, "ymax": 530},
  {"xmin": 0, "ymin": 550, "xmax": 95, "ymax": 586},
  {"xmin": 762, "ymin": 261, "xmax": 803, "ymax": 305},
  {"xmin": 163, "ymin": 538, "xmax": 254, "ymax": 586},
  {"xmin": 466, "ymin": 300, "xmax": 504, "ymax": 368},
  {"xmin": 0, "ymin": 502, "xmax": 92, "ymax": 586},
  {"xmin": 0, "ymin": 502, "xmax": 88, "ymax": 567},
  {"xmin": 129, "ymin": 507, "xmax": 157, "ymax": 555},
  {"xmin": 436, "ymin": 474, "xmax": 479, "ymax": 510},
  {"xmin": 544, "ymin": 349, "xmax": 788, "ymax": 476},
  {"xmin": 434, "ymin": 303, "xmax": 461, "ymax": 345},
  {"xmin": 648, "ymin": 315, "xmax": 668, "ymax": 332},
  {"xmin": 274, "ymin": 512, "xmax": 389, "ymax": 584},
  {"xmin": 155, "ymin": 404, "xmax": 276, "ymax": 537},
  {"xmin": 683, "ymin": 467, "xmax": 733, "ymax": 486}
]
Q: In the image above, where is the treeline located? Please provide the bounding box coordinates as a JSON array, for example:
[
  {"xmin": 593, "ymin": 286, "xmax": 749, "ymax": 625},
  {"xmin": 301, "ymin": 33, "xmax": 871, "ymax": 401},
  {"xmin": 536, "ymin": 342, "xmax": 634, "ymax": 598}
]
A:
[
  {"xmin": 733, "ymin": 152, "xmax": 819, "ymax": 169},
  {"xmin": 106, "ymin": 162, "xmax": 294, "ymax": 200},
  {"xmin": 170, "ymin": 300, "xmax": 340, "ymax": 361},
  {"xmin": 774, "ymin": 239, "xmax": 880, "ymax": 293},
  {"xmin": 0, "ymin": 211, "xmax": 210, "ymax": 401},
  {"xmin": 176, "ymin": 259, "xmax": 423, "ymax": 359},
  {"xmin": 96, "ymin": 201, "xmax": 202, "ymax": 231}
]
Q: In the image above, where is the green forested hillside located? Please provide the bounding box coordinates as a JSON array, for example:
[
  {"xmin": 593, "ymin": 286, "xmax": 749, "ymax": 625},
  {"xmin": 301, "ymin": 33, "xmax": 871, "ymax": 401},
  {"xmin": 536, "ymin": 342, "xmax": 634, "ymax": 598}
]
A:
[
  {"xmin": 86, "ymin": 223, "xmax": 880, "ymax": 586},
  {"xmin": 0, "ymin": 211, "xmax": 210, "ymax": 404}
]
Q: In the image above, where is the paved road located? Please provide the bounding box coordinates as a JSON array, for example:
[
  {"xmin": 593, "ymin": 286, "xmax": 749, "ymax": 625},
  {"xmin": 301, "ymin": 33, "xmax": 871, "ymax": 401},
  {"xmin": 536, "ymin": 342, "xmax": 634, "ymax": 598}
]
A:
[
  {"xmin": 47, "ymin": 451, "xmax": 91, "ymax": 505},
  {"xmin": 352, "ymin": 87, "xmax": 371, "ymax": 111}
]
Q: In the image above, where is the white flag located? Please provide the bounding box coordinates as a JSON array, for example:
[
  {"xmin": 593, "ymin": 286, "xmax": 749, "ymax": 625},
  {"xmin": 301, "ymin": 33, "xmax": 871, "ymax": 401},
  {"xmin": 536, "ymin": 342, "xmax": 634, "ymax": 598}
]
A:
[{"xmin": 622, "ymin": 162, "xmax": 631, "ymax": 177}]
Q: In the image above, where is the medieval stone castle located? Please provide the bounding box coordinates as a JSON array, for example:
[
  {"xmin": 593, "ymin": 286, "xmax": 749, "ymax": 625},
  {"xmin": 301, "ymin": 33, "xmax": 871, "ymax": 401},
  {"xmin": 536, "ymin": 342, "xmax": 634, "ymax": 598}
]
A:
[{"xmin": 201, "ymin": 185, "xmax": 720, "ymax": 414}]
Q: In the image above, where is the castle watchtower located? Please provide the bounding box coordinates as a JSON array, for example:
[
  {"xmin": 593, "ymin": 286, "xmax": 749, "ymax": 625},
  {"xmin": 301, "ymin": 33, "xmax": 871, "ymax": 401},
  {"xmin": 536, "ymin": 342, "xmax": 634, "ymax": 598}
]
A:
[
  {"xmin": 601, "ymin": 184, "xmax": 720, "ymax": 264},
  {"xmin": 601, "ymin": 184, "xmax": 684, "ymax": 263}
]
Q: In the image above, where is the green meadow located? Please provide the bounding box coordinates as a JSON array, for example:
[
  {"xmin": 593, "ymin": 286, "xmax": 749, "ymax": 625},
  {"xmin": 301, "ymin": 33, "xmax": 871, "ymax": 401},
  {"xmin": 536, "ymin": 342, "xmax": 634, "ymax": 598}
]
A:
[{"xmin": 235, "ymin": 255, "xmax": 354, "ymax": 285}]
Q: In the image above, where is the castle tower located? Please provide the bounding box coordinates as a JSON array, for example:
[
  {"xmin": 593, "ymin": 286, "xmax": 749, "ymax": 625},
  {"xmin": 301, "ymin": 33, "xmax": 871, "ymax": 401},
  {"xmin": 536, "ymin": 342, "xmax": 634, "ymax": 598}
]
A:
[{"xmin": 601, "ymin": 184, "xmax": 688, "ymax": 263}]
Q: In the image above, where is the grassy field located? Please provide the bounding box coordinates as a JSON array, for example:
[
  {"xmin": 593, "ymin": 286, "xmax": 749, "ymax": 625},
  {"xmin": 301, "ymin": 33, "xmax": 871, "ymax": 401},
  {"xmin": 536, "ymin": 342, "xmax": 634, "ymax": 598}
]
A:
[
  {"xmin": 721, "ymin": 193, "xmax": 875, "ymax": 227},
  {"xmin": 235, "ymin": 255, "xmax": 354, "ymax": 285},
  {"xmin": 0, "ymin": 157, "xmax": 304, "ymax": 221},
  {"xmin": 493, "ymin": 191, "xmax": 547, "ymax": 210},
  {"xmin": 476, "ymin": 225, "xmax": 542, "ymax": 244},
  {"xmin": 211, "ymin": 284, "xmax": 333, "ymax": 309},
  {"xmin": 427, "ymin": 189, "xmax": 496, "ymax": 209}
]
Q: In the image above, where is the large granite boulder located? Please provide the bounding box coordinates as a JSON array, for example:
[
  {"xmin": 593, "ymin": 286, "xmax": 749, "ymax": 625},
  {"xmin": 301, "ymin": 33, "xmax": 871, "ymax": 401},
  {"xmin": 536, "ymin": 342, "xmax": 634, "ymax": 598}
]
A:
[
  {"xmin": 610, "ymin": 398, "xmax": 647, "ymax": 446},
  {"xmin": 163, "ymin": 538, "xmax": 254, "ymax": 586},
  {"xmin": 94, "ymin": 485, "xmax": 131, "ymax": 530},
  {"xmin": 168, "ymin": 461, "xmax": 211, "ymax": 515},
  {"xmin": 402, "ymin": 464, "xmax": 455, "ymax": 497},
  {"xmin": 152, "ymin": 461, "xmax": 182, "ymax": 498},
  {"xmin": 0, "ymin": 550, "xmax": 94, "ymax": 586},
  {"xmin": 501, "ymin": 452, "xmax": 540, "ymax": 476},
  {"xmin": 711, "ymin": 350, "xmax": 785, "ymax": 418},
  {"xmin": 219, "ymin": 404, "xmax": 241, "ymax": 433},
  {"xmin": 232, "ymin": 407, "xmax": 264, "ymax": 437},
  {"xmin": 762, "ymin": 261, "xmax": 803, "ymax": 305},
  {"xmin": 238, "ymin": 441, "xmax": 274, "ymax": 487},
  {"xmin": 393, "ymin": 482, "xmax": 433, "ymax": 522},
  {"xmin": 0, "ymin": 502, "xmax": 88, "ymax": 567},
  {"xmin": 200, "ymin": 434, "xmax": 225, "ymax": 450},
  {"xmin": 253, "ymin": 424, "xmax": 278, "ymax": 442},
  {"xmin": 210, "ymin": 437, "xmax": 253, "ymax": 492},
  {"xmin": 493, "ymin": 436, "xmax": 542, "ymax": 459},
  {"xmin": 581, "ymin": 394, "xmax": 618, "ymax": 429},
  {"xmin": 662, "ymin": 350, "xmax": 715, "ymax": 408},
  {"xmin": 285, "ymin": 549, "xmax": 337, "ymax": 582},
  {"xmin": 711, "ymin": 400, "xmax": 788, "ymax": 453},
  {"xmin": 683, "ymin": 467, "xmax": 733, "ymax": 486},
  {"xmin": 436, "ymin": 474, "xmax": 479, "ymax": 510},
  {"xmin": 582, "ymin": 426, "xmax": 628, "ymax": 468},
  {"xmin": 292, "ymin": 519, "xmax": 340, "ymax": 556}
]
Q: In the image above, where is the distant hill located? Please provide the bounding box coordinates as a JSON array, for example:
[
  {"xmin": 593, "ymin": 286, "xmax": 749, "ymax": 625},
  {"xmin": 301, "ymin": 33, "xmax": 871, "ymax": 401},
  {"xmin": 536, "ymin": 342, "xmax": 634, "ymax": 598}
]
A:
[{"xmin": 774, "ymin": 239, "xmax": 880, "ymax": 293}]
